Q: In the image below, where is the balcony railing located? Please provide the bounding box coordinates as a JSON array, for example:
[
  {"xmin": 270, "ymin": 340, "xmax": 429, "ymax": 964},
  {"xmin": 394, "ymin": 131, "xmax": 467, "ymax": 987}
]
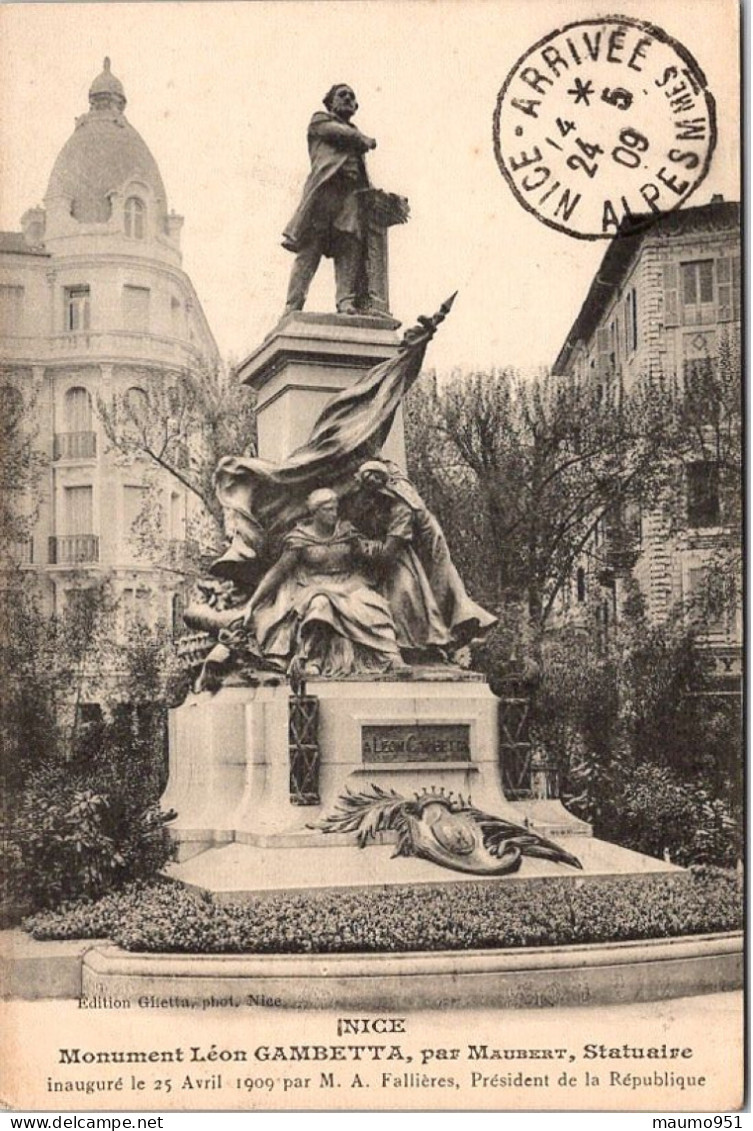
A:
[
  {"xmin": 1, "ymin": 538, "xmax": 34, "ymax": 567},
  {"xmin": 0, "ymin": 331, "xmax": 207, "ymax": 369},
  {"xmin": 54, "ymin": 431, "xmax": 97, "ymax": 460},
  {"xmin": 49, "ymin": 331, "xmax": 204, "ymax": 366},
  {"xmin": 48, "ymin": 535, "xmax": 99, "ymax": 565}
]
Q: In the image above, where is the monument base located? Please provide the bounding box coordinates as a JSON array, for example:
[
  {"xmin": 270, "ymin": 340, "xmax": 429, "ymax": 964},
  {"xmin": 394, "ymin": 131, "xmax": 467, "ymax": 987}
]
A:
[
  {"xmin": 163, "ymin": 674, "xmax": 550, "ymax": 858},
  {"xmin": 166, "ymin": 834, "xmax": 679, "ymax": 900},
  {"xmin": 160, "ymin": 678, "xmax": 676, "ymax": 893}
]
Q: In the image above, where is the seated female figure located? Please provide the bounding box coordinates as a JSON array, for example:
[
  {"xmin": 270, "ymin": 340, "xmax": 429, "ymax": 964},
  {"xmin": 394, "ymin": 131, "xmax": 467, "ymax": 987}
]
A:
[{"xmin": 244, "ymin": 488, "xmax": 402, "ymax": 678}]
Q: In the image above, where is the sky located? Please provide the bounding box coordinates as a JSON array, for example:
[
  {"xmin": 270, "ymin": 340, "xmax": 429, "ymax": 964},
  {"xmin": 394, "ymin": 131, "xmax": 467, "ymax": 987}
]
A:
[{"xmin": 0, "ymin": 0, "xmax": 741, "ymax": 374}]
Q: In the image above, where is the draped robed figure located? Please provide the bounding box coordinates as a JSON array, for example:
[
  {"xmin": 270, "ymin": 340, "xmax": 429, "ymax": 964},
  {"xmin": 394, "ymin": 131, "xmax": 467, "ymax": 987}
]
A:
[{"xmin": 205, "ymin": 297, "xmax": 494, "ymax": 675}]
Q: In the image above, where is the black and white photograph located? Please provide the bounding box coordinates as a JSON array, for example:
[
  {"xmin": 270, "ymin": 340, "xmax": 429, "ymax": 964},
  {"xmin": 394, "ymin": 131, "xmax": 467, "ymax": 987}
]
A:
[{"xmin": 0, "ymin": 0, "xmax": 743, "ymax": 1115}]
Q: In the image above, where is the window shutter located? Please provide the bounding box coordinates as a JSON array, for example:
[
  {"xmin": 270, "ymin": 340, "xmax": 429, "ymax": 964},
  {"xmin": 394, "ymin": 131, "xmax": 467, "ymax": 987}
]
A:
[
  {"xmin": 663, "ymin": 263, "xmax": 679, "ymax": 327},
  {"xmin": 732, "ymin": 256, "xmax": 741, "ymax": 320},
  {"xmin": 65, "ymin": 486, "xmax": 93, "ymax": 535},
  {"xmin": 596, "ymin": 327, "xmax": 611, "ymax": 377},
  {"xmin": 631, "ymin": 287, "xmax": 638, "ymax": 350},
  {"xmin": 623, "ymin": 295, "xmax": 631, "ymax": 354},
  {"xmin": 717, "ymin": 257, "xmax": 732, "ymax": 321}
]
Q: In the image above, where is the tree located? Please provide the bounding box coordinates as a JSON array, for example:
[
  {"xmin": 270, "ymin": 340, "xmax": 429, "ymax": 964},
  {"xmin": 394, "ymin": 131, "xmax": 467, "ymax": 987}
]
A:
[
  {"xmin": 658, "ymin": 327, "xmax": 742, "ymax": 631},
  {"xmin": 0, "ymin": 379, "xmax": 46, "ymax": 565},
  {"xmin": 404, "ymin": 365, "xmax": 672, "ymax": 641},
  {"xmin": 97, "ymin": 362, "xmax": 257, "ymax": 561}
]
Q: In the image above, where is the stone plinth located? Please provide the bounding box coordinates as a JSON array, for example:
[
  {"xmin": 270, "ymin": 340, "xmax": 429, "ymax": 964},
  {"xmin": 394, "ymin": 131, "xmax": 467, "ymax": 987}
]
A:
[
  {"xmin": 168, "ymin": 834, "xmax": 678, "ymax": 900},
  {"xmin": 162, "ymin": 674, "xmax": 528, "ymax": 861},
  {"xmin": 236, "ymin": 312, "xmax": 406, "ymax": 466},
  {"xmin": 159, "ymin": 672, "xmax": 706, "ymax": 898}
]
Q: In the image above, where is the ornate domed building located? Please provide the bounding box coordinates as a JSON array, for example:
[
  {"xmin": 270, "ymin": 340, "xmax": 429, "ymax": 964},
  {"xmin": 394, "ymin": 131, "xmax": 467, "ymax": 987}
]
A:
[{"xmin": 0, "ymin": 60, "xmax": 219, "ymax": 643}]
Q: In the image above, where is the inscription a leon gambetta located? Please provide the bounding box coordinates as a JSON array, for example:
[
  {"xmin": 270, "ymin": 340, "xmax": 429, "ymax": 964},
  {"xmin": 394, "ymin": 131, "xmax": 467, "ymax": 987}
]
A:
[{"xmin": 493, "ymin": 17, "xmax": 716, "ymax": 238}]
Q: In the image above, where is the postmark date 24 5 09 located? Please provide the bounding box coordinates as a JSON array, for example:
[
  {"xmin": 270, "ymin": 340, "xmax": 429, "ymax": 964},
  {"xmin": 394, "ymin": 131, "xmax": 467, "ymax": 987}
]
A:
[{"xmin": 494, "ymin": 17, "xmax": 716, "ymax": 238}]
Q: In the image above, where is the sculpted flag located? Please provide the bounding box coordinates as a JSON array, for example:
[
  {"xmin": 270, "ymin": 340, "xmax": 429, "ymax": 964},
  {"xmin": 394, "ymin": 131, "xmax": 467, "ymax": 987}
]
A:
[{"xmin": 212, "ymin": 298, "xmax": 455, "ymax": 583}]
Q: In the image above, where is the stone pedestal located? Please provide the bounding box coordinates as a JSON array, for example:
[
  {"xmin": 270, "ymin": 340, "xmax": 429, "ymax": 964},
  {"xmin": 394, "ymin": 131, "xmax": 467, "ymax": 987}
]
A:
[
  {"xmin": 236, "ymin": 312, "xmax": 407, "ymax": 467},
  {"xmin": 162, "ymin": 673, "xmax": 536, "ymax": 862},
  {"xmin": 159, "ymin": 674, "xmax": 693, "ymax": 897}
]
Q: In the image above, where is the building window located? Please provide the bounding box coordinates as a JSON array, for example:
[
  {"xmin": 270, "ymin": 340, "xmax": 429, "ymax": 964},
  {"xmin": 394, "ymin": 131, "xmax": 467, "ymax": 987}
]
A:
[
  {"xmin": 682, "ymin": 260, "xmax": 714, "ymax": 305},
  {"xmin": 0, "ymin": 384, "xmax": 23, "ymax": 425},
  {"xmin": 683, "ymin": 356, "xmax": 719, "ymax": 424},
  {"xmin": 624, "ymin": 287, "xmax": 638, "ymax": 353},
  {"xmin": 64, "ymin": 485, "xmax": 94, "ymax": 535},
  {"xmin": 166, "ymin": 384, "xmax": 181, "ymax": 415},
  {"xmin": 122, "ymin": 386, "xmax": 148, "ymax": 441},
  {"xmin": 124, "ymin": 197, "xmax": 146, "ymax": 239},
  {"xmin": 122, "ymin": 586, "xmax": 152, "ymax": 629},
  {"xmin": 125, "ymin": 386, "xmax": 148, "ymax": 413},
  {"xmin": 64, "ymin": 587, "xmax": 99, "ymax": 620},
  {"xmin": 632, "ymin": 288, "xmax": 638, "ymax": 350},
  {"xmin": 172, "ymin": 591, "xmax": 185, "ymax": 639},
  {"xmin": 76, "ymin": 701, "xmax": 103, "ymax": 727},
  {"xmin": 55, "ymin": 387, "xmax": 96, "ymax": 459},
  {"xmin": 680, "ymin": 260, "xmax": 714, "ymax": 324},
  {"xmin": 600, "ymin": 599, "xmax": 610, "ymax": 649},
  {"xmin": 64, "ymin": 386, "xmax": 93, "ymax": 432},
  {"xmin": 686, "ymin": 462, "xmax": 720, "ymax": 528},
  {"xmin": 0, "ymin": 285, "xmax": 24, "ymax": 336},
  {"xmin": 123, "ymin": 485, "xmax": 147, "ymax": 552},
  {"xmin": 122, "ymin": 285, "xmax": 150, "ymax": 332},
  {"xmin": 576, "ymin": 567, "xmax": 586, "ymax": 603},
  {"xmin": 611, "ymin": 317, "xmax": 619, "ymax": 366},
  {"xmin": 51, "ymin": 486, "xmax": 97, "ymax": 563},
  {"xmin": 595, "ymin": 326, "xmax": 611, "ymax": 377},
  {"xmin": 170, "ymin": 297, "xmax": 182, "ymax": 336},
  {"xmin": 65, "ymin": 286, "xmax": 90, "ymax": 331},
  {"xmin": 686, "ymin": 567, "xmax": 726, "ymax": 633}
]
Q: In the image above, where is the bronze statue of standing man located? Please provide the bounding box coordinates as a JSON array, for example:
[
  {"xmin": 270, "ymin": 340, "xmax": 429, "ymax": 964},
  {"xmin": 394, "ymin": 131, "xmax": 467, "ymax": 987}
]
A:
[{"xmin": 282, "ymin": 84, "xmax": 376, "ymax": 316}]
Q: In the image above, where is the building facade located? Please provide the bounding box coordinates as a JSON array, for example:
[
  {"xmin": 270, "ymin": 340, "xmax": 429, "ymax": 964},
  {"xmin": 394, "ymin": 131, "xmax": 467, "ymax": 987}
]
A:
[
  {"xmin": 0, "ymin": 59, "xmax": 218, "ymax": 632},
  {"xmin": 552, "ymin": 198, "xmax": 741, "ymax": 680}
]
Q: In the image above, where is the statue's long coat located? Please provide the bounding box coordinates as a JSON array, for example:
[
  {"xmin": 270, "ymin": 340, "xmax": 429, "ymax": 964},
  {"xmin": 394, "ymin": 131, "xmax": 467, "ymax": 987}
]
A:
[{"xmin": 282, "ymin": 111, "xmax": 370, "ymax": 255}]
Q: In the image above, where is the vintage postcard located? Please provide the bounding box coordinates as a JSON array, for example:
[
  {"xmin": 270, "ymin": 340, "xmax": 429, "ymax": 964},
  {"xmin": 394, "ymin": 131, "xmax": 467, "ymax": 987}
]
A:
[{"xmin": 0, "ymin": 0, "xmax": 743, "ymax": 1115}]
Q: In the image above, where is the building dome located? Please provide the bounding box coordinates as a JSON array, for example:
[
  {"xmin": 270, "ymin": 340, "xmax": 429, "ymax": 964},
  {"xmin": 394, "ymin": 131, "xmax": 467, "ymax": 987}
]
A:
[
  {"xmin": 89, "ymin": 57, "xmax": 126, "ymax": 107},
  {"xmin": 45, "ymin": 59, "xmax": 167, "ymax": 224}
]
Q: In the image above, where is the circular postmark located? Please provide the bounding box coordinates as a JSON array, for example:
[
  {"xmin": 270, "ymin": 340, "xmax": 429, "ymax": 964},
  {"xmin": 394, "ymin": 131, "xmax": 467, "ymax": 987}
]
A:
[{"xmin": 493, "ymin": 16, "xmax": 716, "ymax": 239}]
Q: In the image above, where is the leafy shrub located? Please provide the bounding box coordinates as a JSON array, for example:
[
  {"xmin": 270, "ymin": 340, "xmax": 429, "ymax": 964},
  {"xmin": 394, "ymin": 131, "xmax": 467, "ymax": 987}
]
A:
[
  {"xmin": 25, "ymin": 869, "xmax": 742, "ymax": 954},
  {"xmin": 617, "ymin": 762, "xmax": 740, "ymax": 866},
  {"xmin": 566, "ymin": 754, "xmax": 740, "ymax": 867},
  {"xmin": 3, "ymin": 771, "xmax": 173, "ymax": 919},
  {"xmin": 1, "ymin": 598, "xmax": 178, "ymax": 925},
  {"xmin": 522, "ymin": 603, "xmax": 742, "ymax": 868}
]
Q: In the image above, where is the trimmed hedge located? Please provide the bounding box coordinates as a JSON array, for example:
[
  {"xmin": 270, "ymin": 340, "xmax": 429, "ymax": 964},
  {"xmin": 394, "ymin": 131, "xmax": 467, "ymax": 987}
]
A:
[{"xmin": 24, "ymin": 867, "xmax": 742, "ymax": 954}]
